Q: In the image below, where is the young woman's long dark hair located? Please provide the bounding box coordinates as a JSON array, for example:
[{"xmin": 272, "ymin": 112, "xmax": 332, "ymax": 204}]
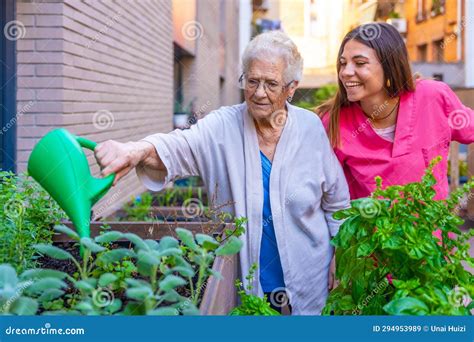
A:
[{"xmin": 317, "ymin": 22, "xmax": 415, "ymax": 147}]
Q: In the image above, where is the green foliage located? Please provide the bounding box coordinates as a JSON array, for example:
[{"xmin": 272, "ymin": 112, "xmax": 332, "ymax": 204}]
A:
[
  {"xmin": 122, "ymin": 192, "xmax": 155, "ymax": 222},
  {"xmin": 155, "ymin": 186, "xmax": 204, "ymax": 208},
  {"xmin": 323, "ymin": 157, "xmax": 473, "ymax": 316},
  {"xmin": 0, "ymin": 171, "xmax": 65, "ymax": 272},
  {"xmin": 294, "ymin": 84, "xmax": 338, "ymax": 111},
  {"xmin": 119, "ymin": 186, "xmax": 206, "ymax": 221},
  {"xmin": 1, "ymin": 221, "xmax": 245, "ymax": 316},
  {"xmin": 229, "ymin": 264, "xmax": 280, "ymax": 316}
]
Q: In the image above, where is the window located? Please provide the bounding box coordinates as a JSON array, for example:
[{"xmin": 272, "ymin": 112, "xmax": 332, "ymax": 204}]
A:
[
  {"xmin": 433, "ymin": 73, "xmax": 444, "ymax": 82},
  {"xmin": 433, "ymin": 39, "xmax": 444, "ymax": 62},
  {"xmin": 417, "ymin": 44, "xmax": 428, "ymax": 62},
  {"xmin": 416, "ymin": 0, "xmax": 427, "ymax": 22},
  {"xmin": 431, "ymin": 0, "xmax": 446, "ymax": 17}
]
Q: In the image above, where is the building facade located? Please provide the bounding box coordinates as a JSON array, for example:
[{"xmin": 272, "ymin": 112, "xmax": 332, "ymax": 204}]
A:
[
  {"xmin": 1, "ymin": 0, "xmax": 244, "ymax": 217},
  {"xmin": 405, "ymin": 0, "xmax": 474, "ymax": 88}
]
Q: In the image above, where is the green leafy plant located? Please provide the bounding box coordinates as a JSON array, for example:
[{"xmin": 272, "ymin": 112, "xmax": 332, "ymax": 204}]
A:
[
  {"xmin": 1, "ymin": 221, "xmax": 244, "ymax": 316},
  {"xmin": 323, "ymin": 157, "xmax": 473, "ymax": 316},
  {"xmin": 156, "ymin": 188, "xmax": 178, "ymax": 207},
  {"xmin": 120, "ymin": 187, "xmax": 207, "ymax": 221},
  {"xmin": 91, "ymin": 258, "xmax": 137, "ymax": 291},
  {"xmin": 121, "ymin": 223, "xmax": 244, "ymax": 315},
  {"xmin": 0, "ymin": 171, "xmax": 65, "ymax": 272},
  {"xmin": 229, "ymin": 263, "xmax": 280, "ymax": 316},
  {"xmin": 121, "ymin": 192, "xmax": 155, "ymax": 222},
  {"xmin": 154, "ymin": 186, "xmax": 204, "ymax": 208}
]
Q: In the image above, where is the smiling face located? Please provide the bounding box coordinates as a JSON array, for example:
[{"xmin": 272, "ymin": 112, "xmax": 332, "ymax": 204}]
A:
[
  {"xmin": 338, "ymin": 39, "xmax": 386, "ymax": 103},
  {"xmin": 244, "ymin": 57, "xmax": 294, "ymax": 122}
]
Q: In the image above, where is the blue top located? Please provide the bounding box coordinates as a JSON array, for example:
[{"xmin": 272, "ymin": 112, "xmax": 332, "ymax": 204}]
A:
[{"xmin": 259, "ymin": 151, "xmax": 285, "ymax": 292}]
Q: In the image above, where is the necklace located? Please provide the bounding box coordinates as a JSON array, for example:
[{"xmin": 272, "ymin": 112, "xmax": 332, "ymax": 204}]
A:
[{"xmin": 365, "ymin": 98, "xmax": 400, "ymax": 121}]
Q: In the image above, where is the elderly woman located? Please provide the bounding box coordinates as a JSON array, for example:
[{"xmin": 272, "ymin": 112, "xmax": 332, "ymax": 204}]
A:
[{"xmin": 95, "ymin": 31, "xmax": 350, "ymax": 315}]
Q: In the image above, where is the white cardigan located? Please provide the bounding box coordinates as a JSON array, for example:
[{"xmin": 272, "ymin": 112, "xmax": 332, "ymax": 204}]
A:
[{"xmin": 137, "ymin": 102, "xmax": 350, "ymax": 314}]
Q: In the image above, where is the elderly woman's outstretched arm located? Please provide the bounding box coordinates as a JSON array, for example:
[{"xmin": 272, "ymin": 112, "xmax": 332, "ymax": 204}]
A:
[
  {"xmin": 95, "ymin": 140, "xmax": 164, "ymax": 186},
  {"xmin": 95, "ymin": 110, "xmax": 222, "ymax": 188}
]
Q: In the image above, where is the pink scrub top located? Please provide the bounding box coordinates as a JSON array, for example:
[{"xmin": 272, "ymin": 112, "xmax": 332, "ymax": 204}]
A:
[{"xmin": 324, "ymin": 79, "xmax": 474, "ymax": 200}]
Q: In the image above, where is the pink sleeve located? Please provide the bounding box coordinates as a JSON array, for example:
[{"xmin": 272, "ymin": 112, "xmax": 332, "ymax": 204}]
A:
[{"xmin": 440, "ymin": 82, "xmax": 474, "ymax": 144}]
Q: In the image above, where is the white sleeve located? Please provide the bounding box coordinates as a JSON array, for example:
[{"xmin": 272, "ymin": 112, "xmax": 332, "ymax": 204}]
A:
[{"xmin": 136, "ymin": 112, "xmax": 222, "ymax": 191}]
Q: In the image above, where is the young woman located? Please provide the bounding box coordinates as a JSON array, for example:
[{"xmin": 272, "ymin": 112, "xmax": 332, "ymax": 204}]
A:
[{"xmin": 317, "ymin": 22, "xmax": 473, "ymax": 201}]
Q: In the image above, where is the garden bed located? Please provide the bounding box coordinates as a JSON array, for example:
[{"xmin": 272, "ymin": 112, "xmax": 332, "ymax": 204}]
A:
[
  {"xmin": 151, "ymin": 186, "xmax": 208, "ymax": 207},
  {"xmin": 55, "ymin": 221, "xmax": 238, "ymax": 315},
  {"xmin": 109, "ymin": 207, "xmax": 210, "ymax": 222},
  {"xmin": 57, "ymin": 221, "xmax": 233, "ymax": 242},
  {"xmin": 99, "ymin": 186, "xmax": 211, "ymax": 222}
]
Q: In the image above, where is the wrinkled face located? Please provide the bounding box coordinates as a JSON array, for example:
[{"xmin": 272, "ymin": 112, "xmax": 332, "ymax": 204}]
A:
[
  {"xmin": 339, "ymin": 39, "xmax": 386, "ymax": 102},
  {"xmin": 243, "ymin": 57, "xmax": 292, "ymax": 121}
]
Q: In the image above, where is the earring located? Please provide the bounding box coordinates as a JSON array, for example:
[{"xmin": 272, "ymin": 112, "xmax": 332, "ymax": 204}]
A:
[
  {"xmin": 287, "ymin": 96, "xmax": 293, "ymax": 102},
  {"xmin": 386, "ymin": 79, "xmax": 391, "ymax": 88}
]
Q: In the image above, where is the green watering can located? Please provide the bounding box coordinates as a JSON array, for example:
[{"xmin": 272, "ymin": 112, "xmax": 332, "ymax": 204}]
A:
[{"xmin": 28, "ymin": 128, "xmax": 115, "ymax": 239}]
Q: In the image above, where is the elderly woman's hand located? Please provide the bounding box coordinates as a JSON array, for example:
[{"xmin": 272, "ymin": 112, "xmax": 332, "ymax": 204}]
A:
[{"xmin": 95, "ymin": 140, "xmax": 159, "ymax": 185}]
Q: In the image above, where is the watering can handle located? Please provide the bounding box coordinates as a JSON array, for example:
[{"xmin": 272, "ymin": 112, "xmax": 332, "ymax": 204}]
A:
[
  {"xmin": 75, "ymin": 136, "xmax": 97, "ymax": 151},
  {"xmin": 74, "ymin": 136, "xmax": 116, "ymax": 194}
]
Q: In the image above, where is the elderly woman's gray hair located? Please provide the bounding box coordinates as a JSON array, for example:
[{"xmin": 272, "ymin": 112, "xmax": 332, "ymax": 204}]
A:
[{"xmin": 242, "ymin": 31, "xmax": 304, "ymax": 84}]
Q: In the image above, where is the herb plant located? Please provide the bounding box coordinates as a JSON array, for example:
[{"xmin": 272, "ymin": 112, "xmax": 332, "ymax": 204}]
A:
[
  {"xmin": 1, "ymin": 220, "xmax": 244, "ymax": 315},
  {"xmin": 0, "ymin": 171, "xmax": 65, "ymax": 272},
  {"xmin": 323, "ymin": 157, "xmax": 473, "ymax": 315},
  {"xmin": 229, "ymin": 263, "xmax": 280, "ymax": 316}
]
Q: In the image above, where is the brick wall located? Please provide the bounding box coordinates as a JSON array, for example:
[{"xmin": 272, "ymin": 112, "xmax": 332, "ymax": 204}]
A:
[{"xmin": 16, "ymin": 0, "xmax": 173, "ymax": 217}]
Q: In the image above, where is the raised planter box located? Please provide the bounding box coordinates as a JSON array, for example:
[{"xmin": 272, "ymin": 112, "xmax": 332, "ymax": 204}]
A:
[
  {"xmin": 58, "ymin": 221, "xmax": 238, "ymax": 315},
  {"xmin": 109, "ymin": 207, "xmax": 209, "ymax": 222},
  {"xmin": 151, "ymin": 186, "xmax": 208, "ymax": 207}
]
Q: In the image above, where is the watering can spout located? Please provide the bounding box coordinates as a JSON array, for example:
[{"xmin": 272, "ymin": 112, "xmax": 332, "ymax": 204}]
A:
[
  {"xmin": 27, "ymin": 128, "xmax": 115, "ymax": 239},
  {"xmin": 88, "ymin": 176, "xmax": 114, "ymax": 204}
]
